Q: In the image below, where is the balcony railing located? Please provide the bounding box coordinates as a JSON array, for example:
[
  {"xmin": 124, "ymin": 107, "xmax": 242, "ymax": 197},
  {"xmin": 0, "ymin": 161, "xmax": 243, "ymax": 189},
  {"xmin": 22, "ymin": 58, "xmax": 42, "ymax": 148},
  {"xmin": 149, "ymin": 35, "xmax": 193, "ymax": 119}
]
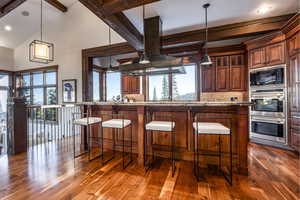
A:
[{"xmin": 26, "ymin": 104, "xmax": 81, "ymax": 148}]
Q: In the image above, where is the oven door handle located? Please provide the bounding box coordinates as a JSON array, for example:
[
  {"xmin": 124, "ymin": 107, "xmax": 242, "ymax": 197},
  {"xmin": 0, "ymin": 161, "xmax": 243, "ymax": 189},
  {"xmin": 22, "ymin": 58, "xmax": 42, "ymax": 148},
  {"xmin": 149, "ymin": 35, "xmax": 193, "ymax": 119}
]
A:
[{"xmin": 251, "ymin": 118, "xmax": 284, "ymax": 124}]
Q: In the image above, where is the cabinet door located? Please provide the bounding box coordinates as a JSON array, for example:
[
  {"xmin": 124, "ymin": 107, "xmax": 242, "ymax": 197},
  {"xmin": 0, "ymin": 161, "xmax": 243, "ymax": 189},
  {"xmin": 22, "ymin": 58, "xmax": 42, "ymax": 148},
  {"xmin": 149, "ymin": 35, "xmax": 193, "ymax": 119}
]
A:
[
  {"xmin": 287, "ymin": 32, "xmax": 300, "ymax": 56},
  {"xmin": 201, "ymin": 63, "xmax": 215, "ymax": 92},
  {"xmin": 289, "ymin": 54, "xmax": 300, "ymax": 113},
  {"xmin": 230, "ymin": 55, "xmax": 246, "ymax": 91},
  {"xmin": 216, "ymin": 56, "xmax": 230, "ymax": 91},
  {"xmin": 249, "ymin": 47, "xmax": 266, "ymax": 69},
  {"xmin": 266, "ymin": 42, "xmax": 285, "ymax": 66},
  {"xmin": 290, "ymin": 115, "xmax": 300, "ymax": 152},
  {"xmin": 122, "ymin": 74, "xmax": 140, "ymax": 95}
]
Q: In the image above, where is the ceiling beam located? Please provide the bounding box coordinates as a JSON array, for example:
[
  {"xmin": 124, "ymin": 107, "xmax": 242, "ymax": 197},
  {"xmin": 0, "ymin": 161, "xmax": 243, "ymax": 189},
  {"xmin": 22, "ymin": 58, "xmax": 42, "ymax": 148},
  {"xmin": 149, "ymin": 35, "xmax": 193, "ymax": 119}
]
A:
[
  {"xmin": 102, "ymin": 0, "xmax": 160, "ymax": 14},
  {"xmin": 162, "ymin": 13, "xmax": 295, "ymax": 46},
  {"xmin": 45, "ymin": 0, "xmax": 67, "ymax": 13},
  {"xmin": 79, "ymin": 0, "xmax": 143, "ymax": 50},
  {"xmin": 0, "ymin": 0, "xmax": 26, "ymax": 18}
]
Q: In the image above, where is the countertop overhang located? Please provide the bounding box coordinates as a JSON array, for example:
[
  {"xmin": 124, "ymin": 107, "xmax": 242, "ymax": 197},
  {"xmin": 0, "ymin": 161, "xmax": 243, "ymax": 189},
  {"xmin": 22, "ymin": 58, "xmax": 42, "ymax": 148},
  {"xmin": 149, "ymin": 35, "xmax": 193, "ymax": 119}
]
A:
[{"xmin": 78, "ymin": 101, "xmax": 253, "ymax": 107}]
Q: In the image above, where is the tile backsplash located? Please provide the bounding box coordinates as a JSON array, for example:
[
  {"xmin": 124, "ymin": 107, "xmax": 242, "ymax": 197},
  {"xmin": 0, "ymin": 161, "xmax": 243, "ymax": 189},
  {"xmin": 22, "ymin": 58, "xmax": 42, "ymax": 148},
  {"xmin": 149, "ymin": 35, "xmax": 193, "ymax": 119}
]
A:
[{"xmin": 200, "ymin": 92, "xmax": 248, "ymax": 102}]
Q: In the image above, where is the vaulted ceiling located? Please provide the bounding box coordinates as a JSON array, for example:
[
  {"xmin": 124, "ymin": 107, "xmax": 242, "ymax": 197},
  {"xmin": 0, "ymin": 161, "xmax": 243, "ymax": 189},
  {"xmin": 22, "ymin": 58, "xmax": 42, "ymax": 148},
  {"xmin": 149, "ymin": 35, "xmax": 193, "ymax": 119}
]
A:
[{"xmin": 0, "ymin": 0, "xmax": 299, "ymax": 50}]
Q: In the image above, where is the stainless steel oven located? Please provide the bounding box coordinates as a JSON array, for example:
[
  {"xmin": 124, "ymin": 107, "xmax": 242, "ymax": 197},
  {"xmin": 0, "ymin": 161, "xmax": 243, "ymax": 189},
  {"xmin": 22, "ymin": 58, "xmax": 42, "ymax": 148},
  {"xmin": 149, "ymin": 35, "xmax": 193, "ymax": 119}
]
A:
[
  {"xmin": 251, "ymin": 90, "xmax": 285, "ymax": 118},
  {"xmin": 250, "ymin": 116, "xmax": 286, "ymax": 144},
  {"xmin": 250, "ymin": 66, "xmax": 284, "ymax": 87}
]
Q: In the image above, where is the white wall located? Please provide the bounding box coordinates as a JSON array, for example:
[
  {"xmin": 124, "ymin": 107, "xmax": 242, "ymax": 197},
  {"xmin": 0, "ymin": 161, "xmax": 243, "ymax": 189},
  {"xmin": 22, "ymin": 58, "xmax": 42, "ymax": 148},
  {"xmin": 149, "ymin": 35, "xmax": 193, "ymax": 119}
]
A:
[
  {"xmin": 0, "ymin": 47, "xmax": 14, "ymax": 71},
  {"xmin": 14, "ymin": 2, "xmax": 125, "ymax": 103}
]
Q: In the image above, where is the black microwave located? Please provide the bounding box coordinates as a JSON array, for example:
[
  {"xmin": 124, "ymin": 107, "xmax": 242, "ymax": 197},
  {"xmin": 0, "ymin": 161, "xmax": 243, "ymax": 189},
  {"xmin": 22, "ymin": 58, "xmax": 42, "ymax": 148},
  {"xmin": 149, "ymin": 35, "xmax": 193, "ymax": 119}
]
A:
[{"xmin": 250, "ymin": 68, "xmax": 284, "ymax": 86}]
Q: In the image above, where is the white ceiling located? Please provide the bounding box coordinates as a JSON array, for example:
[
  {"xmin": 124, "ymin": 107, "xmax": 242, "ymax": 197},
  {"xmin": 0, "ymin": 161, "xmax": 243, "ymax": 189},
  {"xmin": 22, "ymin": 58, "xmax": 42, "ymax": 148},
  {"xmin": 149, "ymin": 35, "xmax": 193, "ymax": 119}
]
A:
[
  {"xmin": 124, "ymin": 0, "xmax": 300, "ymax": 35},
  {"xmin": 0, "ymin": 0, "xmax": 77, "ymax": 49}
]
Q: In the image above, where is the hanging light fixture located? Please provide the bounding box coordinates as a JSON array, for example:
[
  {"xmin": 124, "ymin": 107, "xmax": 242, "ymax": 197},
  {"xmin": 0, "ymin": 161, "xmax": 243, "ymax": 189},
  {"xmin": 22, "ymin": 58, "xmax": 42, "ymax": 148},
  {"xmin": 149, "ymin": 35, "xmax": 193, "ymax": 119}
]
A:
[
  {"xmin": 201, "ymin": 3, "xmax": 212, "ymax": 65},
  {"xmin": 29, "ymin": 0, "xmax": 54, "ymax": 64},
  {"xmin": 107, "ymin": 26, "xmax": 115, "ymax": 72},
  {"xmin": 139, "ymin": 3, "xmax": 150, "ymax": 64}
]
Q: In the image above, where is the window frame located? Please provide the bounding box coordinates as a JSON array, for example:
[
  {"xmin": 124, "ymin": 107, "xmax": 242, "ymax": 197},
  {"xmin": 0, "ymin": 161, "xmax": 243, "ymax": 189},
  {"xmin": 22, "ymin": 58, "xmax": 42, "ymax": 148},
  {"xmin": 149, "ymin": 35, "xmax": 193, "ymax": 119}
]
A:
[{"xmin": 147, "ymin": 63, "xmax": 199, "ymax": 101}]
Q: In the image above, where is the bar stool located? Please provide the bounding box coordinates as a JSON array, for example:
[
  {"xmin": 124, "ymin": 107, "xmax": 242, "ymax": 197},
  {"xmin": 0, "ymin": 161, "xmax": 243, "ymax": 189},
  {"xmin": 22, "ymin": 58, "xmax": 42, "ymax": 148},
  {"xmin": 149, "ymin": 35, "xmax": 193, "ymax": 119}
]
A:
[
  {"xmin": 144, "ymin": 113, "xmax": 176, "ymax": 176},
  {"xmin": 193, "ymin": 116, "xmax": 233, "ymax": 185},
  {"xmin": 72, "ymin": 107, "xmax": 102, "ymax": 162},
  {"xmin": 101, "ymin": 114, "xmax": 133, "ymax": 169}
]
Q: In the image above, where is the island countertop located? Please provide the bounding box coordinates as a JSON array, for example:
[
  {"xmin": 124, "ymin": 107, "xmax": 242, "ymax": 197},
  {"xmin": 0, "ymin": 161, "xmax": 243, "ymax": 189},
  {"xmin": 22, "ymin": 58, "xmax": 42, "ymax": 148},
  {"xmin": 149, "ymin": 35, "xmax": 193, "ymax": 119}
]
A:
[
  {"xmin": 81, "ymin": 101, "xmax": 251, "ymax": 175},
  {"xmin": 78, "ymin": 101, "xmax": 253, "ymax": 107}
]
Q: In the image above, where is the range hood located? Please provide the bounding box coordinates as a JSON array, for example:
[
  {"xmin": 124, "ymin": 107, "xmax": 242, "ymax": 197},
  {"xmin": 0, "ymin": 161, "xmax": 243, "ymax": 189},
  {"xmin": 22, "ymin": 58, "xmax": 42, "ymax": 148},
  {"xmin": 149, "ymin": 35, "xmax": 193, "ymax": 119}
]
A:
[{"xmin": 111, "ymin": 16, "xmax": 184, "ymax": 76}]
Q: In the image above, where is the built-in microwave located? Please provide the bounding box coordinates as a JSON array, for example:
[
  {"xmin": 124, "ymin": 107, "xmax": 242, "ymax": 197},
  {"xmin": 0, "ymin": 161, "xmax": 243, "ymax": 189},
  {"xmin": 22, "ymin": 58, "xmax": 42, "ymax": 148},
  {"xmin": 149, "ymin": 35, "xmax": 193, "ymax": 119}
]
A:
[{"xmin": 250, "ymin": 67, "xmax": 284, "ymax": 86}]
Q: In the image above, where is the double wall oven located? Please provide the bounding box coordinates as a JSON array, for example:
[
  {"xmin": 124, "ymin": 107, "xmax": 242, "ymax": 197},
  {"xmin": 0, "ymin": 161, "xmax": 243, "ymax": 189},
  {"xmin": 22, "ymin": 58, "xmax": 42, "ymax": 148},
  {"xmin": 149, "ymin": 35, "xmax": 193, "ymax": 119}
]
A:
[{"xmin": 249, "ymin": 65, "xmax": 288, "ymax": 146}]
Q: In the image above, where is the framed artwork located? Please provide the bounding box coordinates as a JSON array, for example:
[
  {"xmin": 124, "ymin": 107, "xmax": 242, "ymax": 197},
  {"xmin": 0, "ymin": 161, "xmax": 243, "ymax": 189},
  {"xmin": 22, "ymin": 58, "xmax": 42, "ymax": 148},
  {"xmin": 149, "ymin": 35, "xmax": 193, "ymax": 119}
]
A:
[{"xmin": 62, "ymin": 79, "xmax": 77, "ymax": 103}]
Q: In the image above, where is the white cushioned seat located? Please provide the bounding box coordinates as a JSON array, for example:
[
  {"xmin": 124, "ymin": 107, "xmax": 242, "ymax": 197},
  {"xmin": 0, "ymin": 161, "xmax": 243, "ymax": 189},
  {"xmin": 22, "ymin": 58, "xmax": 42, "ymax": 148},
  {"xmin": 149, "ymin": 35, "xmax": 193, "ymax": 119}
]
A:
[
  {"xmin": 146, "ymin": 121, "xmax": 175, "ymax": 132},
  {"xmin": 193, "ymin": 122, "xmax": 230, "ymax": 135},
  {"xmin": 102, "ymin": 119, "xmax": 131, "ymax": 129},
  {"xmin": 73, "ymin": 117, "xmax": 102, "ymax": 126}
]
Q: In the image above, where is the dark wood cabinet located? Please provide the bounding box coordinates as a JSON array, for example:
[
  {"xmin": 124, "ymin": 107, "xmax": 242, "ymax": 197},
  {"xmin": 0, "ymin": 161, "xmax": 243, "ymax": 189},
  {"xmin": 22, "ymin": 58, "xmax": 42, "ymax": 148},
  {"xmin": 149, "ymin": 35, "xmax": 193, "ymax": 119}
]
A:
[
  {"xmin": 266, "ymin": 42, "xmax": 285, "ymax": 66},
  {"xmin": 287, "ymin": 32, "xmax": 300, "ymax": 56},
  {"xmin": 215, "ymin": 56, "xmax": 230, "ymax": 91},
  {"xmin": 249, "ymin": 47, "xmax": 266, "ymax": 69},
  {"xmin": 201, "ymin": 62, "xmax": 215, "ymax": 92},
  {"xmin": 230, "ymin": 55, "xmax": 246, "ymax": 91},
  {"xmin": 289, "ymin": 54, "xmax": 300, "ymax": 113},
  {"xmin": 122, "ymin": 74, "xmax": 140, "ymax": 95}
]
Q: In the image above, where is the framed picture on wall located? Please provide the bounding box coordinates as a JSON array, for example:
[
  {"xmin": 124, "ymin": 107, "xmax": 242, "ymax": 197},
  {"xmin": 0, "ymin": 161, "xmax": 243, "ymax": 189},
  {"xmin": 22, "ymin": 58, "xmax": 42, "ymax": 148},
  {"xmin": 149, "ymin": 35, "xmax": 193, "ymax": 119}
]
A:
[{"xmin": 62, "ymin": 79, "xmax": 77, "ymax": 103}]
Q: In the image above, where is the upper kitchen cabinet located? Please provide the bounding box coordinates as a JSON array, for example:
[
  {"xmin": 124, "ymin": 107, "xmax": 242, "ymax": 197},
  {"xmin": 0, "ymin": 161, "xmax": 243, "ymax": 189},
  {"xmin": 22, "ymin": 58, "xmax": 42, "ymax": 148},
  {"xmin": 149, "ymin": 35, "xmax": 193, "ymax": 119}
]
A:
[
  {"xmin": 245, "ymin": 32, "xmax": 286, "ymax": 69},
  {"xmin": 287, "ymin": 32, "xmax": 300, "ymax": 56},
  {"xmin": 230, "ymin": 55, "xmax": 246, "ymax": 91},
  {"xmin": 122, "ymin": 74, "xmax": 140, "ymax": 95},
  {"xmin": 215, "ymin": 56, "xmax": 230, "ymax": 91},
  {"xmin": 201, "ymin": 61, "xmax": 216, "ymax": 92}
]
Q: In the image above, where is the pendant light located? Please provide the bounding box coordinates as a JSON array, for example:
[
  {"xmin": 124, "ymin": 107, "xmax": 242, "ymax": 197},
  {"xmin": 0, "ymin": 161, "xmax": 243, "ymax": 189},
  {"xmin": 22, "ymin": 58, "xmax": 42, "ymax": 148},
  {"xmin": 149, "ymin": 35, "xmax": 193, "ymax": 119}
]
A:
[
  {"xmin": 108, "ymin": 26, "xmax": 113, "ymax": 70},
  {"xmin": 139, "ymin": 4, "xmax": 150, "ymax": 64},
  {"xmin": 201, "ymin": 3, "xmax": 212, "ymax": 65},
  {"xmin": 29, "ymin": 0, "xmax": 54, "ymax": 64}
]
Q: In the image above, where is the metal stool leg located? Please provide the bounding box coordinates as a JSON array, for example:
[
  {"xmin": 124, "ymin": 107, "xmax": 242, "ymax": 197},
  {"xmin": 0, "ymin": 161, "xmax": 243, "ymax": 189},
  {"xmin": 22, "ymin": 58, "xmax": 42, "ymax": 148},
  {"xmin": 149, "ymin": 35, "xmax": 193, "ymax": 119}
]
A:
[
  {"xmin": 130, "ymin": 124, "xmax": 133, "ymax": 162},
  {"xmin": 122, "ymin": 126, "xmax": 125, "ymax": 169},
  {"xmin": 101, "ymin": 123, "xmax": 104, "ymax": 164},
  {"xmin": 171, "ymin": 128, "xmax": 176, "ymax": 177},
  {"xmin": 229, "ymin": 131, "xmax": 233, "ymax": 185},
  {"xmin": 219, "ymin": 135, "xmax": 221, "ymax": 172}
]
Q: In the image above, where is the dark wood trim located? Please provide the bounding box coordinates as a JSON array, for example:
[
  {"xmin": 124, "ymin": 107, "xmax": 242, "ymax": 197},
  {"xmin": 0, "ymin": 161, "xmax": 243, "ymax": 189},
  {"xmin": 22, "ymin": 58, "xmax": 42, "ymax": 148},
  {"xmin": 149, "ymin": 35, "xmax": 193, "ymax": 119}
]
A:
[
  {"xmin": 162, "ymin": 13, "xmax": 294, "ymax": 46},
  {"xmin": 45, "ymin": 0, "xmax": 67, "ymax": 12},
  {"xmin": 14, "ymin": 65, "xmax": 59, "ymax": 74},
  {"xmin": 79, "ymin": 0, "xmax": 143, "ymax": 50},
  {"xmin": 0, "ymin": 0, "xmax": 26, "ymax": 18}
]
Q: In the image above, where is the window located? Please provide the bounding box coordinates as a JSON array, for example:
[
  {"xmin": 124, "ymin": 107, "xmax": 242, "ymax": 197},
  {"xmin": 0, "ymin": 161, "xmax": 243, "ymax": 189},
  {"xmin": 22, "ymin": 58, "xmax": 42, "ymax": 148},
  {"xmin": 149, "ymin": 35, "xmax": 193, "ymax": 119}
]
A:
[
  {"xmin": 149, "ymin": 75, "xmax": 170, "ymax": 101},
  {"xmin": 93, "ymin": 71, "xmax": 101, "ymax": 101},
  {"xmin": 148, "ymin": 64, "xmax": 197, "ymax": 101},
  {"xmin": 106, "ymin": 72, "xmax": 121, "ymax": 101},
  {"xmin": 172, "ymin": 65, "xmax": 196, "ymax": 100},
  {"xmin": 17, "ymin": 69, "xmax": 57, "ymax": 105}
]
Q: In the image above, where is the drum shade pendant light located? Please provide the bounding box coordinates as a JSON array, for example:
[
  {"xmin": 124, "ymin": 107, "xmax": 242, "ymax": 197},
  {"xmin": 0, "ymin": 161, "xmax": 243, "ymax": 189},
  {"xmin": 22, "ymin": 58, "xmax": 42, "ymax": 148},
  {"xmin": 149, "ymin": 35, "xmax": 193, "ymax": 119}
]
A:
[
  {"xmin": 29, "ymin": 0, "xmax": 54, "ymax": 64},
  {"xmin": 201, "ymin": 3, "xmax": 212, "ymax": 65},
  {"xmin": 107, "ymin": 26, "xmax": 114, "ymax": 72},
  {"xmin": 139, "ymin": 4, "xmax": 150, "ymax": 64}
]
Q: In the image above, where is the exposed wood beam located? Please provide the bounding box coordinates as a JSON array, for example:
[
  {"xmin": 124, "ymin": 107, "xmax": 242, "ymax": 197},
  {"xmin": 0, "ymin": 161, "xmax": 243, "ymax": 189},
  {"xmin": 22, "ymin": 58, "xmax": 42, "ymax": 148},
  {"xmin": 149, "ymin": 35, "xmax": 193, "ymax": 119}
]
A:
[
  {"xmin": 162, "ymin": 13, "xmax": 295, "ymax": 46},
  {"xmin": 102, "ymin": 0, "xmax": 160, "ymax": 14},
  {"xmin": 45, "ymin": 0, "xmax": 67, "ymax": 12},
  {"xmin": 79, "ymin": 0, "xmax": 143, "ymax": 50},
  {"xmin": 0, "ymin": 0, "xmax": 26, "ymax": 18}
]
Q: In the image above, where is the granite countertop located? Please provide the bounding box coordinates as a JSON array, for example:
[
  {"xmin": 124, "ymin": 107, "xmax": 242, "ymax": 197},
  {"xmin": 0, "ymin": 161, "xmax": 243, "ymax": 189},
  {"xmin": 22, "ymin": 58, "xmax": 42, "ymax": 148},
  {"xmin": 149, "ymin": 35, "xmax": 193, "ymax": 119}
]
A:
[{"xmin": 78, "ymin": 101, "xmax": 253, "ymax": 107}]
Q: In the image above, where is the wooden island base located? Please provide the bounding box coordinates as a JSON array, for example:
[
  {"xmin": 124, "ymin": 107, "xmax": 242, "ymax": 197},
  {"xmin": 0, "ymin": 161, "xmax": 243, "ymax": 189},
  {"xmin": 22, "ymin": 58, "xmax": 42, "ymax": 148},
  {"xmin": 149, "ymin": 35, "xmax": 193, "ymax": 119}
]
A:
[{"xmin": 85, "ymin": 102, "xmax": 250, "ymax": 175}]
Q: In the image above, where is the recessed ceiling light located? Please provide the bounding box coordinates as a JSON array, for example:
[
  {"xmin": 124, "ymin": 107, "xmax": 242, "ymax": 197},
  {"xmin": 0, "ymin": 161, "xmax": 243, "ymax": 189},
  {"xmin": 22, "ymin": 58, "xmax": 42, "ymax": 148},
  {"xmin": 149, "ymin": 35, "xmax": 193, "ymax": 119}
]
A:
[
  {"xmin": 22, "ymin": 11, "xmax": 30, "ymax": 16},
  {"xmin": 4, "ymin": 25, "xmax": 12, "ymax": 31},
  {"xmin": 257, "ymin": 6, "xmax": 272, "ymax": 14}
]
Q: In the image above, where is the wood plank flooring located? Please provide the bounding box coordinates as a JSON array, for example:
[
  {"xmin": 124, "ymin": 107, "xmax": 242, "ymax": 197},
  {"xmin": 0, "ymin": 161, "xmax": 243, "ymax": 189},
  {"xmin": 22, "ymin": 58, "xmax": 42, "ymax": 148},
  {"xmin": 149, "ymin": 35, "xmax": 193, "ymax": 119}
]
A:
[{"xmin": 0, "ymin": 141, "xmax": 299, "ymax": 200}]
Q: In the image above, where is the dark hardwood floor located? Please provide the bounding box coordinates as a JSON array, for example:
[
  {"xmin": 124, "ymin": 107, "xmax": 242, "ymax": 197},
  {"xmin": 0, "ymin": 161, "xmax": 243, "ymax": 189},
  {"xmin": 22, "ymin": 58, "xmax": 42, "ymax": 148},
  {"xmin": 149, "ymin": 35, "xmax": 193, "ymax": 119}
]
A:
[{"xmin": 0, "ymin": 141, "xmax": 299, "ymax": 200}]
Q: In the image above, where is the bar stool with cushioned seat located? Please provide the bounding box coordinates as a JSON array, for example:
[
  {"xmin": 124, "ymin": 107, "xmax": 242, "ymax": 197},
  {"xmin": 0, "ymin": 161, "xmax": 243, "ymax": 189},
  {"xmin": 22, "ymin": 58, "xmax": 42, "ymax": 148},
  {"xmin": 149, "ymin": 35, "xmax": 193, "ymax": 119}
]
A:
[
  {"xmin": 144, "ymin": 113, "xmax": 176, "ymax": 177},
  {"xmin": 72, "ymin": 108, "xmax": 102, "ymax": 162},
  {"xmin": 193, "ymin": 117, "xmax": 233, "ymax": 185},
  {"xmin": 101, "ymin": 114, "xmax": 133, "ymax": 169}
]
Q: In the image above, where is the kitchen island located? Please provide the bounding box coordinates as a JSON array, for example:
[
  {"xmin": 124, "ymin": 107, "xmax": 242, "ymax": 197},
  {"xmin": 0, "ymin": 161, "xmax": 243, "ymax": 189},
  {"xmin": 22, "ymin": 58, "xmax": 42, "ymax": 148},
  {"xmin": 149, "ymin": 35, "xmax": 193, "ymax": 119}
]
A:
[{"xmin": 80, "ymin": 101, "xmax": 252, "ymax": 175}]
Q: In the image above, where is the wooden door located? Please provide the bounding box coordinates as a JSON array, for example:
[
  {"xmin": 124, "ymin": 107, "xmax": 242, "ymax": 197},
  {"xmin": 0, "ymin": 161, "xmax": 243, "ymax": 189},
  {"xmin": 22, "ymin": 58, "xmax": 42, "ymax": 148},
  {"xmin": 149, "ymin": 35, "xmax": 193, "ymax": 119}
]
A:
[
  {"xmin": 215, "ymin": 56, "xmax": 230, "ymax": 91},
  {"xmin": 201, "ymin": 62, "xmax": 215, "ymax": 92},
  {"xmin": 230, "ymin": 55, "xmax": 246, "ymax": 91},
  {"xmin": 289, "ymin": 54, "xmax": 300, "ymax": 113},
  {"xmin": 266, "ymin": 42, "xmax": 285, "ymax": 66},
  {"xmin": 249, "ymin": 47, "xmax": 266, "ymax": 69}
]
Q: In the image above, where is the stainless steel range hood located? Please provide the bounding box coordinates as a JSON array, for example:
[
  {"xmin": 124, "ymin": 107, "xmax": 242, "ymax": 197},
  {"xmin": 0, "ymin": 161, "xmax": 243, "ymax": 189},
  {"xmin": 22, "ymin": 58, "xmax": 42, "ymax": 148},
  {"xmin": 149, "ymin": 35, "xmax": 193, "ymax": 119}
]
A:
[{"xmin": 111, "ymin": 16, "xmax": 184, "ymax": 76}]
